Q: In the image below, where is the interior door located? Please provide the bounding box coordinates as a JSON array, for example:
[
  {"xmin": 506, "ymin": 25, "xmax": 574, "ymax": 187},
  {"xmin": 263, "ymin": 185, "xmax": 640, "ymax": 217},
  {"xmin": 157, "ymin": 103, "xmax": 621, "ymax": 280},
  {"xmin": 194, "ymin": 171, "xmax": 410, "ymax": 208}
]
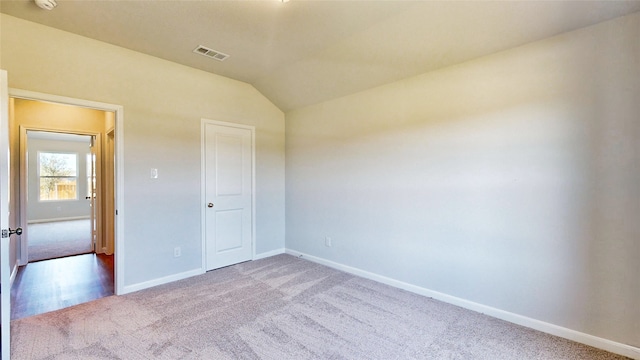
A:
[
  {"xmin": 104, "ymin": 130, "xmax": 115, "ymax": 254},
  {"xmin": 204, "ymin": 122, "xmax": 253, "ymax": 271},
  {"xmin": 89, "ymin": 136, "xmax": 96, "ymax": 253},
  {"xmin": 1, "ymin": 69, "xmax": 13, "ymax": 359}
]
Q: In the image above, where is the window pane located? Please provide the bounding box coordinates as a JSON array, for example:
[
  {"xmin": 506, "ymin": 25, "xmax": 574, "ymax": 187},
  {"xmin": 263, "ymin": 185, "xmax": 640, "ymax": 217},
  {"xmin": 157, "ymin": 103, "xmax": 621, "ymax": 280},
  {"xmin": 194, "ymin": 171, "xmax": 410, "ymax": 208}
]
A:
[
  {"xmin": 39, "ymin": 152, "xmax": 78, "ymax": 201},
  {"xmin": 39, "ymin": 153, "xmax": 77, "ymax": 176},
  {"xmin": 40, "ymin": 178, "xmax": 77, "ymax": 200}
]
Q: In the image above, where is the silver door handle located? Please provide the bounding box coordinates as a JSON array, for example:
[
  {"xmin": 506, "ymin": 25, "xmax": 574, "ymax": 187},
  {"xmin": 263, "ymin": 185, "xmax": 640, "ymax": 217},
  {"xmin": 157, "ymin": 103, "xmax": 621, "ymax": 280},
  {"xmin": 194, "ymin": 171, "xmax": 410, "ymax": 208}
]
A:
[
  {"xmin": 207, "ymin": 203, "xmax": 214, "ymax": 208},
  {"xmin": 2, "ymin": 227, "xmax": 22, "ymax": 238}
]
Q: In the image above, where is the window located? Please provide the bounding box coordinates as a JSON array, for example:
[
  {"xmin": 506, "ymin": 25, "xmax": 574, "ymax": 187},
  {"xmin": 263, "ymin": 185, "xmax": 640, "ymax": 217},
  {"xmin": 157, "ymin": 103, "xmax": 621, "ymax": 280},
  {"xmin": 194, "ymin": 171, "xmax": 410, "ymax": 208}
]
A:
[{"xmin": 39, "ymin": 152, "xmax": 78, "ymax": 201}]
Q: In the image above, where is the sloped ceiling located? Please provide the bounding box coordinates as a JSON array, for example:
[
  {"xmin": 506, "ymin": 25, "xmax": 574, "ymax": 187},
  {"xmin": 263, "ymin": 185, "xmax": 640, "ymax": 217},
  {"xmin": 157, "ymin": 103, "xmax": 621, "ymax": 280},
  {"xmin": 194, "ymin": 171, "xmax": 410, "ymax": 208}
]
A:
[{"xmin": 2, "ymin": 0, "xmax": 639, "ymax": 112}]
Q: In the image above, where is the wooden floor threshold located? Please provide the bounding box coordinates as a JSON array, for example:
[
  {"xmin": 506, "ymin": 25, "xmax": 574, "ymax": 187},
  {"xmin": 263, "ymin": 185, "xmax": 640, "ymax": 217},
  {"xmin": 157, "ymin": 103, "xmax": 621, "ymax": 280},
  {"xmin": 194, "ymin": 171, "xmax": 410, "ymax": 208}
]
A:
[{"xmin": 10, "ymin": 253, "xmax": 114, "ymax": 320}]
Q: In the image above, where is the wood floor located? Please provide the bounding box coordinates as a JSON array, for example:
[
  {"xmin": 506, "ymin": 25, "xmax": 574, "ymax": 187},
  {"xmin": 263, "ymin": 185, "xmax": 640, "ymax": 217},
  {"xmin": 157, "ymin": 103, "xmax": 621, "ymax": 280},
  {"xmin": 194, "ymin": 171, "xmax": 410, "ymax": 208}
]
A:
[{"xmin": 10, "ymin": 253, "xmax": 114, "ymax": 320}]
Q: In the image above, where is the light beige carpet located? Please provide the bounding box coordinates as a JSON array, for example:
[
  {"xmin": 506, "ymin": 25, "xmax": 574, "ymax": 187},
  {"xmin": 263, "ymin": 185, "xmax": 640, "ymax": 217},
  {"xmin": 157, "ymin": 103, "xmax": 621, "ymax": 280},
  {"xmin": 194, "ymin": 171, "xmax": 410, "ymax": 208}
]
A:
[
  {"xmin": 28, "ymin": 219, "xmax": 92, "ymax": 262},
  {"xmin": 11, "ymin": 254, "xmax": 629, "ymax": 359}
]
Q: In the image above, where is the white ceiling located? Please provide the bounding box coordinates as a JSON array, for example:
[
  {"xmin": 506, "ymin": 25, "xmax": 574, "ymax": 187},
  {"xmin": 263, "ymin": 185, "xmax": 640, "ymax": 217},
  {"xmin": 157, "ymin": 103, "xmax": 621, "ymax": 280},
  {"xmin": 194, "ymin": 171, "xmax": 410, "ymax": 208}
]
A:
[{"xmin": 2, "ymin": 0, "xmax": 640, "ymax": 112}]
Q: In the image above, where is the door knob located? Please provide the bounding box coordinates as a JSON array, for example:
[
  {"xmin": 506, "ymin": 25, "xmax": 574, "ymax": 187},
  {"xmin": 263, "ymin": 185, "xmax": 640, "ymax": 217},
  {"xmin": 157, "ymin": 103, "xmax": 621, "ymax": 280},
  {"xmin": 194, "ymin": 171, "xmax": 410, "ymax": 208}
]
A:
[
  {"xmin": 2, "ymin": 227, "xmax": 23, "ymax": 238},
  {"xmin": 207, "ymin": 203, "xmax": 214, "ymax": 208}
]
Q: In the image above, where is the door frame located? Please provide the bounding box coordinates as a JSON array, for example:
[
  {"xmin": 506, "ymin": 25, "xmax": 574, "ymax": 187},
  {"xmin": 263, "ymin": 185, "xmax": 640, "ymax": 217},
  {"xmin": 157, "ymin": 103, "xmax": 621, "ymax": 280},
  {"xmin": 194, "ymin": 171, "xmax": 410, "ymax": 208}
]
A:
[
  {"xmin": 19, "ymin": 128, "xmax": 102, "ymax": 264},
  {"xmin": 10, "ymin": 88, "xmax": 125, "ymax": 295},
  {"xmin": 200, "ymin": 118, "xmax": 255, "ymax": 272},
  {"xmin": 104, "ymin": 129, "xmax": 115, "ymax": 255},
  {"xmin": 1, "ymin": 69, "xmax": 12, "ymax": 360}
]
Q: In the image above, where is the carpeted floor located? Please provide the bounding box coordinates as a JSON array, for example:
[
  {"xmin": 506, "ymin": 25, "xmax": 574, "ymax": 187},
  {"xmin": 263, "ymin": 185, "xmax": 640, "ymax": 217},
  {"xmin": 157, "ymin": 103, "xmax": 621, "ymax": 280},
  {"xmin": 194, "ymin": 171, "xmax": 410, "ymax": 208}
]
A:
[
  {"xmin": 10, "ymin": 254, "xmax": 630, "ymax": 359},
  {"xmin": 27, "ymin": 219, "xmax": 92, "ymax": 262}
]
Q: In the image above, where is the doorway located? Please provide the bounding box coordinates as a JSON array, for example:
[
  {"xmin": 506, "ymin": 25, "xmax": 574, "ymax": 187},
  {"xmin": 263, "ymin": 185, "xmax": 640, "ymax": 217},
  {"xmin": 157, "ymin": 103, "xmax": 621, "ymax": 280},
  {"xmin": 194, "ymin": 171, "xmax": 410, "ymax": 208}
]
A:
[
  {"xmin": 13, "ymin": 99, "xmax": 113, "ymax": 264},
  {"xmin": 202, "ymin": 119, "xmax": 255, "ymax": 271},
  {"xmin": 25, "ymin": 131, "xmax": 95, "ymax": 262},
  {"xmin": 7, "ymin": 92, "xmax": 123, "ymax": 316}
]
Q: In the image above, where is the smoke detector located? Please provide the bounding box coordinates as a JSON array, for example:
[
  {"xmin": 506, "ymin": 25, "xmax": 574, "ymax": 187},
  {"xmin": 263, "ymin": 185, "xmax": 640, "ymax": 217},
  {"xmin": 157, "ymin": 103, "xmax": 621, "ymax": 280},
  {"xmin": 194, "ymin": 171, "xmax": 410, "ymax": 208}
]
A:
[
  {"xmin": 35, "ymin": 0, "xmax": 57, "ymax": 10},
  {"xmin": 193, "ymin": 45, "xmax": 230, "ymax": 62}
]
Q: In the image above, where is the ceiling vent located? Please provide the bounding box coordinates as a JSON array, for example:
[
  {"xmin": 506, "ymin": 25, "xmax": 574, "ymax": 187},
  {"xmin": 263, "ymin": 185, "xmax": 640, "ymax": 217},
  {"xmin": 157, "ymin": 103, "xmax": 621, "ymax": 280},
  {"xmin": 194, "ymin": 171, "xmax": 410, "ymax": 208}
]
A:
[{"xmin": 193, "ymin": 45, "xmax": 230, "ymax": 62}]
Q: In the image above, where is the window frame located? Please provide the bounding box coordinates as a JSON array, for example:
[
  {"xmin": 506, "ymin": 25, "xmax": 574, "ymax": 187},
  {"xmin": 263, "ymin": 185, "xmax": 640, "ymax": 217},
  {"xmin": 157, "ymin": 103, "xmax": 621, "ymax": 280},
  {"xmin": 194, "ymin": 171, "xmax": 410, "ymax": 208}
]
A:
[{"xmin": 37, "ymin": 151, "xmax": 80, "ymax": 202}]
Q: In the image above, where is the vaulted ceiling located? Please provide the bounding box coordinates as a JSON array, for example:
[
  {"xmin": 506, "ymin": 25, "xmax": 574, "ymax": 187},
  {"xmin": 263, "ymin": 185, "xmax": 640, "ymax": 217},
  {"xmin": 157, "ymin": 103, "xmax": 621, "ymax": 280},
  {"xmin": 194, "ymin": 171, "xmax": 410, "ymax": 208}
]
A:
[{"xmin": 2, "ymin": 0, "xmax": 640, "ymax": 111}]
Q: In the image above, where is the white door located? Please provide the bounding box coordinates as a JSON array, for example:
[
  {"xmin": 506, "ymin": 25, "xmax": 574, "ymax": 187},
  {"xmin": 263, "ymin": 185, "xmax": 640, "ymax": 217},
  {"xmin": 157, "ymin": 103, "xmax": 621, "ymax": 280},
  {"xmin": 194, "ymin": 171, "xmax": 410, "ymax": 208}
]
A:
[
  {"xmin": 203, "ymin": 121, "xmax": 253, "ymax": 271},
  {"xmin": 1, "ymin": 69, "xmax": 13, "ymax": 359},
  {"xmin": 104, "ymin": 130, "xmax": 115, "ymax": 254},
  {"xmin": 89, "ymin": 136, "xmax": 97, "ymax": 253}
]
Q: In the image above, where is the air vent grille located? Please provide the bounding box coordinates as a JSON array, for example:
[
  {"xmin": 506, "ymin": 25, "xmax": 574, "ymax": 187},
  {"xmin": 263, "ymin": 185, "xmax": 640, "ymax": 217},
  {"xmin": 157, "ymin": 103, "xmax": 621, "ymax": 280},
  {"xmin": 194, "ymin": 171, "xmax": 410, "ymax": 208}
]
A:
[{"xmin": 193, "ymin": 45, "xmax": 230, "ymax": 62}]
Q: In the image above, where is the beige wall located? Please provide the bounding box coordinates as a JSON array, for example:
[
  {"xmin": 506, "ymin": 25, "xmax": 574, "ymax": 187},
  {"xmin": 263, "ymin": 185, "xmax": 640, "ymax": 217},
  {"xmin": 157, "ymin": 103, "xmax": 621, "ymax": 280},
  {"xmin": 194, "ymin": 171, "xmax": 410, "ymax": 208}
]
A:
[
  {"xmin": 286, "ymin": 12, "xmax": 640, "ymax": 348},
  {"xmin": 1, "ymin": 14, "xmax": 286, "ymax": 288}
]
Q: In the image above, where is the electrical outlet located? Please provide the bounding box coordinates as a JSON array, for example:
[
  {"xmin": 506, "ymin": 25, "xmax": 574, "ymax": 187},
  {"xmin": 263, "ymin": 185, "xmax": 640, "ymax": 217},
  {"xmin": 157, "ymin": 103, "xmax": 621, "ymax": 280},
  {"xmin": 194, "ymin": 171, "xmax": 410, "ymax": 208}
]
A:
[
  {"xmin": 151, "ymin": 168, "xmax": 158, "ymax": 179},
  {"xmin": 174, "ymin": 247, "xmax": 181, "ymax": 257},
  {"xmin": 325, "ymin": 236, "xmax": 332, "ymax": 247}
]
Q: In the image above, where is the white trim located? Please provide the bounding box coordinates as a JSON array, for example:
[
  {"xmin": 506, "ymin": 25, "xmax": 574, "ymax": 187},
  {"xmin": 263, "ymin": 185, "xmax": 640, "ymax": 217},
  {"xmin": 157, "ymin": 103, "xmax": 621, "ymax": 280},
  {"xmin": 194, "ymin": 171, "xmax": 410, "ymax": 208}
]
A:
[
  {"xmin": 10, "ymin": 88, "xmax": 125, "ymax": 295},
  {"xmin": 10, "ymin": 89, "xmax": 119, "ymax": 111},
  {"xmin": 20, "ymin": 125, "xmax": 100, "ymax": 253},
  {"xmin": 200, "ymin": 119, "xmax": 256, "ymax": 272},
  {"xmin": 251, "ymin": 127, "xmax": 256, "ymax": 262},
  {"xmin": 254, "ymin": 248, "xmax": 285, "ymax": 260},
  {"xmin": 285, "ymin": 249, "xmax": 640, "ymax": 360},
  {"xmin": 114, "ymin": 107, "xmax": 124, "ymax": 295},
  {"xmin": 0, "ymin": 69, "xmax": 11, "ymax": 360},
  {"xmin": 200, "ymin": 122, "xmax": 206, "ymax": 273},
  {"xmin": 121, "ymin": 268, "xmax": 204, "ymax": 295},
  {"xmin": 9, "ymin": 262, "xmax": 18, "ymax": 286},
  {"xmin": 19, "ymin": 124, "xmax": 102, "ymax": 266},
  {"xmin": 27, "ymin": 216, "xmax": 90, "ymax": 224},
  {"xmin": 18, "ymin": 127, "xmax": 27, "ymax": 266}
]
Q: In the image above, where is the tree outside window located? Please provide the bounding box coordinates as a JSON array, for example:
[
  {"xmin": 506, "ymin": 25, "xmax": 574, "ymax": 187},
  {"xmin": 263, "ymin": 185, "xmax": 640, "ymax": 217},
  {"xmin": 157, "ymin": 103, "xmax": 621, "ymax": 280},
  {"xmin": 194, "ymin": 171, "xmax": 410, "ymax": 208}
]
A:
[{"xmin": 39, "ymin": 152, "xmax": 78, "ymax": 201}]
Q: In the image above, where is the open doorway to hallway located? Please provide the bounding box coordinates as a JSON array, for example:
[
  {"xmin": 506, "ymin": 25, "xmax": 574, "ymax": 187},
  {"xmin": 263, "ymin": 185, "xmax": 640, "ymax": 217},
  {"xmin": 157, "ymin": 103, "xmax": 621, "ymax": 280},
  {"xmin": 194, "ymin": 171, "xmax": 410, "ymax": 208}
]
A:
[
  {"xmin": 25, "ymin": 131, "xmax": 95, "ymax": 262},
  {"xmin": 9, "ymin": 96, "xmax": 117, "ymax": 316}
]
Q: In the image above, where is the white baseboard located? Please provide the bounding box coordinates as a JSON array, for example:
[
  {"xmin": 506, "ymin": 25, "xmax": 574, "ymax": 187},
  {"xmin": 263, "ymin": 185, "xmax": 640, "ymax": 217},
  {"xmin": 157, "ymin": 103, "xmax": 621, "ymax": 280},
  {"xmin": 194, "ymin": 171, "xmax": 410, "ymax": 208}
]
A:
[
  {"xmin": 285, "ymin": 249, "xmax": 640, "ymax": 360},
  {"xmin": 254, "ymin": 248, "xmax": 285, "ymax": 260},
  {"xmin": 121, "ymin": 268, "xmax": 204, "ymax": 295},
  {"xmin": 121, "ymin": 249, "xmax": 285, "ymax": 295}
]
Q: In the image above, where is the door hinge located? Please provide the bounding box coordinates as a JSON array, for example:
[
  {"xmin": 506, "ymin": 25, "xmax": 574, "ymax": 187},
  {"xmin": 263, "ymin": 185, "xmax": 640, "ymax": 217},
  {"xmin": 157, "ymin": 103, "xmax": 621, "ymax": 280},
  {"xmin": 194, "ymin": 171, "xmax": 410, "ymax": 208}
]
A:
[{"xmin": 1, "ymin": 229, "xmax": 8, "ymax": 238}]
